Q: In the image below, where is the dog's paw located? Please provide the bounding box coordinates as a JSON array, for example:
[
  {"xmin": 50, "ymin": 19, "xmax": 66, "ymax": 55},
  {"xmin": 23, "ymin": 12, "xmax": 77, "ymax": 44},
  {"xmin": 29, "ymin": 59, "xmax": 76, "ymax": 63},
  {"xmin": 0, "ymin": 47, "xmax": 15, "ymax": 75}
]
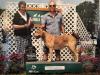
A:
[
  {"xmin": 47, "ymin": 59, "xmax": 52, "ymax": 62},
  {"xmin": 75, "ymin": 59, "xmax": 78, "ymax": 62}
]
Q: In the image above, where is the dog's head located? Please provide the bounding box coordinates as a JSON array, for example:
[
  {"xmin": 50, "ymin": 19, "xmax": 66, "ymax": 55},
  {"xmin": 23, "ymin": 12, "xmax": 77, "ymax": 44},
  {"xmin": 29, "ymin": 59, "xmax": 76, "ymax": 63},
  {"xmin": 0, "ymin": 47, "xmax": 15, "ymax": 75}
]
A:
[{"xmin": 34, "ymin": 29, "xmax": 44, "ymax": 38}]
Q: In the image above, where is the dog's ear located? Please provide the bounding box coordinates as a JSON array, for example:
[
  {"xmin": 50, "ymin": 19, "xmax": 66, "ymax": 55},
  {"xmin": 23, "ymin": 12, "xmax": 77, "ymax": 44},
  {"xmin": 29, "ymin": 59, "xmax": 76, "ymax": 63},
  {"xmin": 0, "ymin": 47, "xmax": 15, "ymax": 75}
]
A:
[{"xmin": 72, "ymin": 32, "xmax": 79, "ymax": 39}]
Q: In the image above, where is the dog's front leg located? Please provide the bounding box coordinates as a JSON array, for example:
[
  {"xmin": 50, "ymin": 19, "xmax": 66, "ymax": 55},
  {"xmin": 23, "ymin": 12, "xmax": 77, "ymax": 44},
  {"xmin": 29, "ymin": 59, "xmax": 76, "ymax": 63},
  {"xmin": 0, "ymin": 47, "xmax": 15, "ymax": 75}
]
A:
[{"xmin": 48, "ymin": 48, "xmax": 53, "ymax": 62}]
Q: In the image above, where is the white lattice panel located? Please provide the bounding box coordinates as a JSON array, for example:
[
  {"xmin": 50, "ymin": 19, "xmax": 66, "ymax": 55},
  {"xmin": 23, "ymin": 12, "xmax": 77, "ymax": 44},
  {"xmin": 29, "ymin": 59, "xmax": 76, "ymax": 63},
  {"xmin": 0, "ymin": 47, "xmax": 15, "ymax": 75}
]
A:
[{"xmin": 0, "ymin": 2, "xmax": 95, "ymax": 61}]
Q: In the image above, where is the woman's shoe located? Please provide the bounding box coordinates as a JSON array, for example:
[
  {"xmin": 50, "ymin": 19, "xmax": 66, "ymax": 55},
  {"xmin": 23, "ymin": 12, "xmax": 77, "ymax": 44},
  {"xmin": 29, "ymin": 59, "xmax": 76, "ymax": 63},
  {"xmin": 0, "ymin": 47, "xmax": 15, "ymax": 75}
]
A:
[{"xmin": 43, "ymin": 53, "xmax": 48, "ymax": 61}]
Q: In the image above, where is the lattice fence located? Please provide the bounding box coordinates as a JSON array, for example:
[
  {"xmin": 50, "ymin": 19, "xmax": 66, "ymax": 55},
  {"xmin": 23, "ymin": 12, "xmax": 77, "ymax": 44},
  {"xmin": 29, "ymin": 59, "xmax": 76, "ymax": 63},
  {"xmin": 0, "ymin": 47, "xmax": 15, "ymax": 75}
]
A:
[{"xmin": 0, "ymin": 2, "xmax": 95, "ymax": 61}]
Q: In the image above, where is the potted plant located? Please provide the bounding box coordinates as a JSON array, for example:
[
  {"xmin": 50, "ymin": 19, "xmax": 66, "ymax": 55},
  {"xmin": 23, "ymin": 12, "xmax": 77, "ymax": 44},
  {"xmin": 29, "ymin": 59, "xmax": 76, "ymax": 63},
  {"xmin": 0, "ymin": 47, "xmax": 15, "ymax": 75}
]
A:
[
  {"xmin": 9, "ymin": 52, "xmax": 24, "ymax": 73},
  {"xmin": 79, "ymin": 47, "xmax": 98, "ymax": 72}
]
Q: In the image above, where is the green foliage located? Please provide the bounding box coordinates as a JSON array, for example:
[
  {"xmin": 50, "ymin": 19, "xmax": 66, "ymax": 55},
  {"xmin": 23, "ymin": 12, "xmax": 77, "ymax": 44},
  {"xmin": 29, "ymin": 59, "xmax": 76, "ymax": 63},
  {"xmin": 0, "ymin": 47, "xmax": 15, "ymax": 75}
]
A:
[
  {"xmin": 76, "ymin": 1, "xmax": 97, "ymax": 34},
  {"xmin": 85, "ymin": 48, "xmax": 94, "ymax": 55}
]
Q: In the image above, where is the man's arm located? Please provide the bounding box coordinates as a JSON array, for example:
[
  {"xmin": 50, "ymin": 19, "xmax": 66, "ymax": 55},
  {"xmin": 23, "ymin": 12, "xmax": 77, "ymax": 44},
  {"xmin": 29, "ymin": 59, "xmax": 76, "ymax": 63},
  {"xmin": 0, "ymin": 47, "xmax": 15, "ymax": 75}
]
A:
[
  {"xmin": 60, "ymin": 13, "xmax": 64, "ymax": 33},
  {"xmin": 40, "ymin": 15, "xmax": 46, "ymax": 29},
  {"xmin": 61, "ymin": 24, "xmax": 64, "ymax": 33}
]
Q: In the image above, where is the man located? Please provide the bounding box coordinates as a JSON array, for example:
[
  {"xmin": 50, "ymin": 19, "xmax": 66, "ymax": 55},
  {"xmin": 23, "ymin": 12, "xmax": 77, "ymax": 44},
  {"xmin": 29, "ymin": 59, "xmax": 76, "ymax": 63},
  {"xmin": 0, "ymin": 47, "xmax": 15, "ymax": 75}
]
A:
[{"xmin": 41, "ymin": 1, "xmax": 64, "ymax": 61}]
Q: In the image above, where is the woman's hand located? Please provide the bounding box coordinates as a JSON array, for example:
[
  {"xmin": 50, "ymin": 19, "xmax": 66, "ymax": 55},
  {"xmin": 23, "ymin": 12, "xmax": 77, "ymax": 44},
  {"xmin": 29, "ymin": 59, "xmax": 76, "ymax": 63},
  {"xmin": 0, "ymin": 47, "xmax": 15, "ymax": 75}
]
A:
[
  {"xmin": 24, "ymin": 17, "xmax": 33, "ymax": 28},
  {"xmin": 27, "ymin": 17, "xmax": 32, "ymax": 27}
]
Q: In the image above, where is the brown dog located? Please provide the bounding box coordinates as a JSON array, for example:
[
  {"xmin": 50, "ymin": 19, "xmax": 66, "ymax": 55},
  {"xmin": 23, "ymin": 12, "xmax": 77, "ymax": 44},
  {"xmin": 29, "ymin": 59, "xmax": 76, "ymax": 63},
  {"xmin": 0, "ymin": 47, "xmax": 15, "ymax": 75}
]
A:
[{"xmin": 34, "ymin": 29, "xmax": 78, "ymax": 62}]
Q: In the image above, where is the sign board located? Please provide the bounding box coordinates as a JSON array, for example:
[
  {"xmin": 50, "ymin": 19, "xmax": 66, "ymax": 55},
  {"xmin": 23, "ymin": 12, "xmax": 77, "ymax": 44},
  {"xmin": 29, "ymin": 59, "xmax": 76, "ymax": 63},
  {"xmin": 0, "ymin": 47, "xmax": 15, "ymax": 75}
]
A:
[
  {"xmin": 27, "ymin": 8, "xmax": 48, "ymax": 24},
  {"xmin": 26, "ymin": 61, "xmax": 82, "ymax": 74}
]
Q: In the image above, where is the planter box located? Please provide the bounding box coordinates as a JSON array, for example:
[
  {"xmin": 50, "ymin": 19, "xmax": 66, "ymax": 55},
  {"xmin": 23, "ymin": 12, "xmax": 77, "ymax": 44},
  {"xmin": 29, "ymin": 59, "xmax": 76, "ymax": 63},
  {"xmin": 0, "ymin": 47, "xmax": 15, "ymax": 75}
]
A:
[{"xmin": 26, "ymin": 61, "xmax": 82, "ymax": 74}]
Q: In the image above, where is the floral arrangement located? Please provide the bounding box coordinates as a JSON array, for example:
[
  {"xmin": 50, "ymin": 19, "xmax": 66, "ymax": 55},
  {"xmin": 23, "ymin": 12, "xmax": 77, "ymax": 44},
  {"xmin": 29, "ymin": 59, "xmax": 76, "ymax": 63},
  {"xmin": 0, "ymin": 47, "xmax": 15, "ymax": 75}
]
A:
[
  {"xmin": 79, "ymin": 55, "xmax": 98, "ymax": 64},
  {"xmin": 9, "ymin": 52, "xmax": 24, "ymax": 73},
  {"xmin": 0, "ymin": 43, "xmax": 5, "ymax": 63},
  {"xmin": 10, "ymin": 52, "xmax": 24, "ymax": 62},
  {"xmin": 0, "ymin": 55, "xmax": 5, "ymax": 63},
  {"xmin": 0, "ymin": 55, "xmax": 5, "ymax": 73},
  {"xmin": 79, "ymin": 47, "xmax": 98, "ymax": 63},
  {"xmin": 79, "ymin": 47, "xmax": 98, "ymax": 72},
  {"xmin": 0, "ymin": 44, "xmax": 5, "ymax": 73}
]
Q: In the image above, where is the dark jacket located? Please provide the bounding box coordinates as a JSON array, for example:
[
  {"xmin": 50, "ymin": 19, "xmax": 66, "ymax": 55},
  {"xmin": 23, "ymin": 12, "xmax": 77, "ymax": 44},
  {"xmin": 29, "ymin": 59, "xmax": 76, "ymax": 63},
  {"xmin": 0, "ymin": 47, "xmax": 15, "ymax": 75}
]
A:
[{"xmin": 12, "ymin": 11, "xmax": 31, "ymax": 36}]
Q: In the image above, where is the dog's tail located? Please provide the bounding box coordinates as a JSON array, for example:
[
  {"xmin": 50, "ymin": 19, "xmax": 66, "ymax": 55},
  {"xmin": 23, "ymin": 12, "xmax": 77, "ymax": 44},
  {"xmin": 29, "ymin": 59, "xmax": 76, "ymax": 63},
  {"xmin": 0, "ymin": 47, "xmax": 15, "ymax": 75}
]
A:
[{"xmin": 72, "ymin": 32, "xmax": 80, "ymax": 40}]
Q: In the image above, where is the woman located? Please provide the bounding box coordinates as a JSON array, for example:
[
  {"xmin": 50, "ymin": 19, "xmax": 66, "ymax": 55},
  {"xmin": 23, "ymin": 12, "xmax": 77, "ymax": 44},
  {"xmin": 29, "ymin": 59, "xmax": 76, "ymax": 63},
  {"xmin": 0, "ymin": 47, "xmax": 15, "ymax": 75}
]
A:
[{"xmin": 12, "ymin": 1, "xmax": 33, "ymax": 54}]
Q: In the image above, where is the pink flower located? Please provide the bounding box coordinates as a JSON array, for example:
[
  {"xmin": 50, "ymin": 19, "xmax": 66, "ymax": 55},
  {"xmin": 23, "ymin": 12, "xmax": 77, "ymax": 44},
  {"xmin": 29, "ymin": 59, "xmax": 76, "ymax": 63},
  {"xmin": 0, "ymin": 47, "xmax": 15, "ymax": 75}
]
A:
[
  {"xmin": 10, "ymin": 52, "xmax": 24, "ymax": 62},
  {"xmin": 0, "ymin": 55, "xmax": 5, "ymax": 61},
  {"xmin": 79, "ymin": 55, "xmax": 98, "ymax": 64}
]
